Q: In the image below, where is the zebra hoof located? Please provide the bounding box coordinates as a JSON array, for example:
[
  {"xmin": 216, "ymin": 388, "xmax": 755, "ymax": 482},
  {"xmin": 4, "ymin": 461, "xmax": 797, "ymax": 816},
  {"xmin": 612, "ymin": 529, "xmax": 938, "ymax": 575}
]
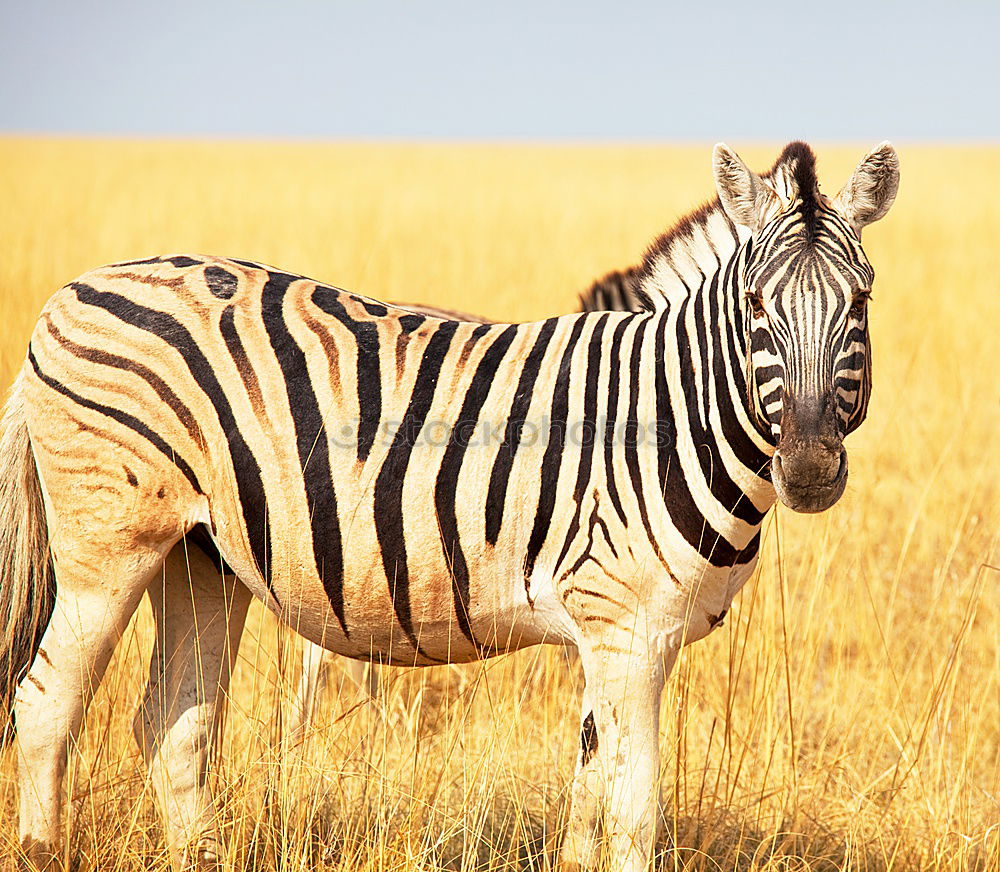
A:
[{"xmin": 18, "ymin": 838, "xmax": 61, "ymax": 871}]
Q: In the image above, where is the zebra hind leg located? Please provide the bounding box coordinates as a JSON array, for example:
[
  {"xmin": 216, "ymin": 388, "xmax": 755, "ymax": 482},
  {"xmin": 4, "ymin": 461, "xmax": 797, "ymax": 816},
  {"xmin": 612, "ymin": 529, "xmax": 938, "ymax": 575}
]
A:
[
  {"xmin": 289, "ymin": 643, "xmax": 380, "ymax": 741},
  {"xmin": 133, "ymin": 542, "xmax": 251, "ymax": 871},
  {"xmin": 289, "ymin": 640, "xmax": 335, "ymax": 741},
  {"xmin": 349, "ymin": 658, "xmax": 379, "ymax": 700},
  {"xmin": 14, "ymin": 550, "xmax": 160, "ymax": 870}
]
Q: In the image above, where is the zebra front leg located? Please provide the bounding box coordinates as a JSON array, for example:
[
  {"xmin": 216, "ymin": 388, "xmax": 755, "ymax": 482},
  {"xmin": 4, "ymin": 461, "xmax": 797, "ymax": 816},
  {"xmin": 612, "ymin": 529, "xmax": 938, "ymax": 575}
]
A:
[
  {"xmin": 559, "ymin": 687, "xmax": 603, "ymax": 870},
  {"xmin": 133, "ymin": 543, "xmax": 251, "ymax": 871},
  {"xmin": 560, "ymin": 633, "xmax": 675, "ymax": 872}
]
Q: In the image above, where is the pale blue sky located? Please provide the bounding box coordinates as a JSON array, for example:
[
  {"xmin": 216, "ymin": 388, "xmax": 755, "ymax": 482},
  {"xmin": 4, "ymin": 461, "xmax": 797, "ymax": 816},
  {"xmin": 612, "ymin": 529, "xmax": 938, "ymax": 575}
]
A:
[{"xmin": 1, "ymin": 0, "xmax": 996, "ymax": 140}]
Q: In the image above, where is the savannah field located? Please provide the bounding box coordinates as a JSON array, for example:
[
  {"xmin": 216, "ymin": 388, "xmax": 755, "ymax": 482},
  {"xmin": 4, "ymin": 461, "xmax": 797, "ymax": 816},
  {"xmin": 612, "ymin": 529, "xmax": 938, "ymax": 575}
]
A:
[{"xmin": 0, "ymin": 139, "xmax": 997, "ymax": 871}]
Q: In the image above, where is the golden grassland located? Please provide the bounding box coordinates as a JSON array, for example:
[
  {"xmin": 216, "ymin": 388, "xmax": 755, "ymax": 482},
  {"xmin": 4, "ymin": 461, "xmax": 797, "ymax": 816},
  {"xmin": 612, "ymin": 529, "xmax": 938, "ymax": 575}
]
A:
[{"xmin": 0, "ymin": 139, "xmax": 997, "ymax": 871}]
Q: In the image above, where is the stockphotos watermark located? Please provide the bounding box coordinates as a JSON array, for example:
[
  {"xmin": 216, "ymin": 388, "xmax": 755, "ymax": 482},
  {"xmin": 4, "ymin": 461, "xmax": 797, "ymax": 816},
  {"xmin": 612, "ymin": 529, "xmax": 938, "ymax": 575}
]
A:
[{"xmin": 328, "ymin": 416, "xmax": 675, "ymax": 451}]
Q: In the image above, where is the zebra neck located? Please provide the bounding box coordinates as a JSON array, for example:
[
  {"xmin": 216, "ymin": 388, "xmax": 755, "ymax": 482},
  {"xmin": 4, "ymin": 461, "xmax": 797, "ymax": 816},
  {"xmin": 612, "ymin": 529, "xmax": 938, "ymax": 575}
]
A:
[
  {"xmin": 638, "ymin": 204, "xmax": 774, "ymax": 467},
  {"xmin": 625, "ymin": 212, "xmax": 776, "ymax": 562},
  {"xmin": 638, "ymin": 202, "xmax": 749, "ymax": 306}
]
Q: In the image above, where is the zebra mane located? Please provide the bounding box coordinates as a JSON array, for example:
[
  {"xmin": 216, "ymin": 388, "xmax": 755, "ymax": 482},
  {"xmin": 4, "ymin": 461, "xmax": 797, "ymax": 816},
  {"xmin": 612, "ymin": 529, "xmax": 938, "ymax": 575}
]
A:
[
  {"xmin": 579, "ymin": 142, "xmax": 820, "ymax": 313},
  {"xmin": 771, "ymin": 141, "xmax": 820, "ymax": 241}
]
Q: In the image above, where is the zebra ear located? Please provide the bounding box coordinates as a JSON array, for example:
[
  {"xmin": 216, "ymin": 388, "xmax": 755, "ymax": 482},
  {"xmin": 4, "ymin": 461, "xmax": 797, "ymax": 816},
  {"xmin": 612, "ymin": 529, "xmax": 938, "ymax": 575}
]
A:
[
  {"xmin": 713, "ymin": 143, "xmax": 781, "ymax": 233},
  {"xmin": 834, "ymin": 141, "xmax": 900, "ymax": 231}
]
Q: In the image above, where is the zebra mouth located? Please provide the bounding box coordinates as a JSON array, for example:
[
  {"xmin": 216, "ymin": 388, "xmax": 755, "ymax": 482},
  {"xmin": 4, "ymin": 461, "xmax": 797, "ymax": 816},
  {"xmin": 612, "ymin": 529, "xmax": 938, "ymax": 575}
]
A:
[{"xmin": 771, "ymin": 446, "xmax": 848, "ymax": 513}]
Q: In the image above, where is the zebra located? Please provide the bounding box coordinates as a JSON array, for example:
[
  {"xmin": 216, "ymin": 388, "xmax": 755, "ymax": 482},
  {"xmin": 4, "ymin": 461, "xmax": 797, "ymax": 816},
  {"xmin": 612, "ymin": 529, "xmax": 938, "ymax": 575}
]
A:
[{"xmin": 0, "ymin": 140, "xmax": 898, "ymax": 871}]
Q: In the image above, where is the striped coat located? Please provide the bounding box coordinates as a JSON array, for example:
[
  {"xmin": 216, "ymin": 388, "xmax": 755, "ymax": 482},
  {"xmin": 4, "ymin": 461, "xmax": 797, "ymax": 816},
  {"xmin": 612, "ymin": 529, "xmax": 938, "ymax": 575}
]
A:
[{"xmin": 26, "ymin": 259, "xmax": 759, "ymax": 660}]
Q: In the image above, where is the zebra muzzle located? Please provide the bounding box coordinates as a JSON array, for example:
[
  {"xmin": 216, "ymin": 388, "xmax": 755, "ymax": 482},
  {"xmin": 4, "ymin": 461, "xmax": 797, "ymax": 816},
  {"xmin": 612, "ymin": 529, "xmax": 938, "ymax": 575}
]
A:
[{"xmin": 771, "ymin": 391, "xmax": 848, "ymax": 513}]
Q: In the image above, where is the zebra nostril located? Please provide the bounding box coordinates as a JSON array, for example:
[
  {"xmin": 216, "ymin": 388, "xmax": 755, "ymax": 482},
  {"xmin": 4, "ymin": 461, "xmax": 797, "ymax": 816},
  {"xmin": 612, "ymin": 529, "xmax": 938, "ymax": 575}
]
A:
[{"xmin": 832, "ymin": 448, "xmax": 848, "ymax": 485}]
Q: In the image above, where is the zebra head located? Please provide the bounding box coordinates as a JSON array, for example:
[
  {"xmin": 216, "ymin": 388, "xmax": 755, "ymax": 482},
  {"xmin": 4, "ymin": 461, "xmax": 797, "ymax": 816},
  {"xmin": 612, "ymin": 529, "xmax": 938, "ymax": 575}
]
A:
[{"xmin": 713, "ymin": 141, "xmax": 899, "ymax": 513}]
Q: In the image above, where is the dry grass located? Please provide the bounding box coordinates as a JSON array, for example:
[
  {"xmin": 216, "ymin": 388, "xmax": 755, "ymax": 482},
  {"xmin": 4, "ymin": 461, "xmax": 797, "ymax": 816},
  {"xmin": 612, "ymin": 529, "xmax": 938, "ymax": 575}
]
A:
[{"xmin": 0, "ymin": 139, "xmax": 997, "ymax": 871}]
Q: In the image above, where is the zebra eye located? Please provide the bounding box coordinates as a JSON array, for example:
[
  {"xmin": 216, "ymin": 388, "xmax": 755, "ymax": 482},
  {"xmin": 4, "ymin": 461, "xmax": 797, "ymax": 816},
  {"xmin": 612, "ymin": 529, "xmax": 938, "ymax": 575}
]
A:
[
  {"xmin": 746, "ymin": 291, "xmax": 766, "ymax": 317},
  {"xmin": 849, "ymin": 289, "xmax": 872, "ymax": 319}
]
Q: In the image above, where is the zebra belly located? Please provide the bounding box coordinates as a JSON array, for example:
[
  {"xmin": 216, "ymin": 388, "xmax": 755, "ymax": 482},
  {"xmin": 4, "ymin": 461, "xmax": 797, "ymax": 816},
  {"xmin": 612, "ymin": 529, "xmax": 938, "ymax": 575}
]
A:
[
  {"xmin": 210, "ymin": 466, "xmax": 573, "ymax": 667},
  {"xmin": 259, "ymin": 554, "xmax": 574, "ymax": 666}
]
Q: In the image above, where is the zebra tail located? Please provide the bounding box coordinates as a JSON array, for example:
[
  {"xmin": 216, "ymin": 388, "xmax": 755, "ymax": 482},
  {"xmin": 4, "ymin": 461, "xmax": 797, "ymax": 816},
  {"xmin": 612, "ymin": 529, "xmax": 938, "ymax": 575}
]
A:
[{"xmin": 0, "ymin": 372, "xmax": 56, "ymax": 745}]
